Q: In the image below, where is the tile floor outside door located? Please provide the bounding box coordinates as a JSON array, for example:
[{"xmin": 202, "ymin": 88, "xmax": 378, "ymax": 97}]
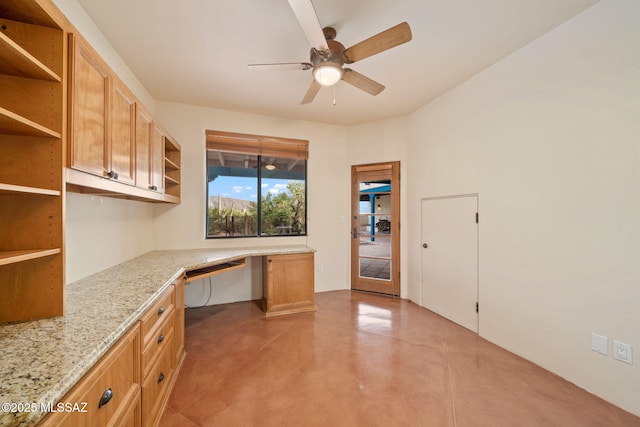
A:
[{"xmin": 160, "ymin": 290, "xmax": 640, "ymax": 426}]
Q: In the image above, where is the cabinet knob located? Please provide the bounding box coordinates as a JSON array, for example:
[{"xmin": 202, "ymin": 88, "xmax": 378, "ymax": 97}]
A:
[
  {"xmin": 149, "ymin": 185, "xmax": 158, "ymax": 191},
  {"xmin": 107, "ymin": 170, "xmax": 118, "ymax": 180},
  {"xmin": 98, "ymin": 388, "xmax": 113, "ymax": 408},
  {"xmin": 157, "ymin": 306, "xmax": 165, "ymax": 316},
  {"xmin": 158, "ymin": 372, "xmax": 165, "ymax": 384},
  {"xmin": 157, "ymin": 334, "xmax": 164, "ymax": 344}
]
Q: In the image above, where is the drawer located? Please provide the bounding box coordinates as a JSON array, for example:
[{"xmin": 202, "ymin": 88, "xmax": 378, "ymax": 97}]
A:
[
  {"xmin": 142, "ymin": 333, "xmax": 175, "ymax": 427},
  {"xmin": 140, "ymin": 286, "xmax": 175, "ymax": 346},
  {"xmin": 114, "ymin": 387, "xmax": 141, "ymax": 427},
  {"xmin": 141, "ymin": 314, "xmax": 174, "ymax": 379},
  {"xmin": 39, "ymin": 325, "xmax": 141, "ymax": 427}
]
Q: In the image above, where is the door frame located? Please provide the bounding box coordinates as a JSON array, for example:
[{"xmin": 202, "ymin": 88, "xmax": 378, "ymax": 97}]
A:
[{"xmin": 351, "ymin": 161, "xmax": 400, "ymax": 296}]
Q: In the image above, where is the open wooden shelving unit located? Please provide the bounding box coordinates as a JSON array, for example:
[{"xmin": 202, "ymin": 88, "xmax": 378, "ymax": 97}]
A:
[
  {"xmin": 0, "ymin": 0, "xmax": 66, "ymax": 323},
  {"xmin": 163, "ymin": 136, "xmax": 181, "ymax": 203}
]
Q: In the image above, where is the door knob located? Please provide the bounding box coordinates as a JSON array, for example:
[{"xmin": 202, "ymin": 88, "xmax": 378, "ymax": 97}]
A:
[{"xmin": 422, "ymin": 243, "xmax": 428, "ymax": 248}]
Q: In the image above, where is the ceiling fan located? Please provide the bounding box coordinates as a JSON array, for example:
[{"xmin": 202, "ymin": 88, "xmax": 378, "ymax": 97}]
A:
[{"xmin": 248, "ymin": 0, "xmax": 412, "ymax": 104}]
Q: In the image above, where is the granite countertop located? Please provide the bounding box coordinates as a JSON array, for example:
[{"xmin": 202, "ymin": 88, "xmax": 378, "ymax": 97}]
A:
[{"xmin": 0, "ymin": 245, "xmax": 313, "ymax": 426}]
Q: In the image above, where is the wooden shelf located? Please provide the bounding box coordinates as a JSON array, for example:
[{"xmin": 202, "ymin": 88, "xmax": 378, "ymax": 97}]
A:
[
  {"xmin": 0, "ymin": 182, "xmax": 60, "ymax": 196},
  {"xmin": 0, "ymin": 248, "xmax": 61, "ymax": 266},
  {"xmin": 163, "ymin": 136, "xmax": 181, "ymax": 201},
  {"xmin": 161, "ymin": 193, "xmax": 180, "ymax": 204},
  {"xmin": 0, "ymin": 0, "xmax": 63, "ymax": 28},
  {"xmin": 164, "ymin": 157, "xmax": 179, "ymax": 170},
  {"xmin": 164, "ymin": 175, "xmax": 179, "ymax": 185},
  {"xmin": 0, "ymin": 31, "xmax": 61, "ymax": 82},
  {"xmin": 0, "ymin": 106, "xmax": 61, "ymax": 138}
]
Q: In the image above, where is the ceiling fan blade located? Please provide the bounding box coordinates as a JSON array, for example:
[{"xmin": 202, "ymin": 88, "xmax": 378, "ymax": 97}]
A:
[
  {"xmin": 248, "ymin": 62, "xmax": 312, "ymax": 71},
  {"xmin": 342, "ymin": 22, "xmax": 412, "ymax": 64},
  {"xmin": 342, "ymin": 68, "xmax": 385, "ymax": 96},
  {"xmin": 301, "ymin": 80, "xmax": 322, "ymax": 104},
  {"xmin": 288, "ymin": 0, "xmax": 329, "ymax": 53}
]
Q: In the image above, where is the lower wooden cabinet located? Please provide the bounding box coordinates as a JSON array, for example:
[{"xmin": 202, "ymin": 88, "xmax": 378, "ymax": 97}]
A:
[
  {"xmin": 39, "ymin": 280, "xmax": 186, "ymax": 427},
  {"xmin": 262, "ymin": 252, "xmax": 317, "ymax": 317},
  {"xmin": 39, "ymin": 324, "xmax": 141, "ymax": 427},
  {"xmin": 140, "ymin": 286, "xmax": 175, "ymax": 363},
  {"xmin": 140, "ymin": 285, "xmax": 176, "ymax": 427},
  {"xmin": 142, "ymin": 333, "xmax": 175, "ymax": 427}
]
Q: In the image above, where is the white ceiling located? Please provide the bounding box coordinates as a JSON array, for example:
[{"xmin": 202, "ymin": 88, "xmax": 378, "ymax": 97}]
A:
[{"xmin": 75, "ymin": 0, "xmax": 599, "ymax": 126}]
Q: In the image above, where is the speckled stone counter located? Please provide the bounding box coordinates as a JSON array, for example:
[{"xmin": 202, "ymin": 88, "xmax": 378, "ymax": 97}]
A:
[{"xmin": 0, "ymin": 245, "xmax": 313, "ymax": 426}]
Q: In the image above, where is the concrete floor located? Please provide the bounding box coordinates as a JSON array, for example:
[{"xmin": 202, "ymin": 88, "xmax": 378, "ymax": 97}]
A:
[{"xmin": 161, "ymin": 291, "xmax": 640, "ymax": 426}]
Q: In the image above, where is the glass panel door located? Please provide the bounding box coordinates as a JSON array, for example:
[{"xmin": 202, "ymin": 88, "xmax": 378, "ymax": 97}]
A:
[{"xmin": 351, "ymin": 162, "xmax": 400, "ymax": 295}]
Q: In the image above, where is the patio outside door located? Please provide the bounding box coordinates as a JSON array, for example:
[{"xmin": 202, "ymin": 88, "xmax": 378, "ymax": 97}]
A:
[{"xmin": 351, "ymin": 161, "xmax": 400, "ymax": 296}]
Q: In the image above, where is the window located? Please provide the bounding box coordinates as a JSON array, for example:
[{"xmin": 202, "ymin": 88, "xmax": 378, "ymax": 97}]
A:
[{"xmin": 206, "ymin": 130, "xmax": 307, "ymax": 238}]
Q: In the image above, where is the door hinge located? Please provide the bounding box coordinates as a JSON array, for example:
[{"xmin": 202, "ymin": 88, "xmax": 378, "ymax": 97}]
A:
[
  {"xmin": 476, "ymin": 302, "xmax": 479, "ymax": 313},
  {"xmin": 475, "ymin": 212, "xmax": 479, "ymax": 223}
]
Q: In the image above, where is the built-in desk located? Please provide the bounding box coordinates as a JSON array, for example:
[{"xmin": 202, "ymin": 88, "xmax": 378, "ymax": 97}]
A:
[{"xmin": 0, "ymin": 245, "xmax": 314, "ymax": 427}]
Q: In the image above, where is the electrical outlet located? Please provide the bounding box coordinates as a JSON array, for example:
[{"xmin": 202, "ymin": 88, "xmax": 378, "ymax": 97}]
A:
[
  {"xmin": 591, "ymin": 333, "xmax": 608, "ymax": 356},
  {"xmin": 613, "ymin": 340, "xmax": 633, "ymax": 364}
]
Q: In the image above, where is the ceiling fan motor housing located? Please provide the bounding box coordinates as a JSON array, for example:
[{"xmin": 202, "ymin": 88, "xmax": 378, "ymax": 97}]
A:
[{"xmin": 310, "ymin": 39, "xmax": 345, "ymax": 68}]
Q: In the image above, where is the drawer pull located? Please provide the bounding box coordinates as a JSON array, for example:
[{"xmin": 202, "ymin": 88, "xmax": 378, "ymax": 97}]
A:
[
  {"xmin": 157, "ymin": 306, "xmax": 165, "ymax": 316},
  {"xmin": 98, "ymin": 388, "xmax": 113, "ymax": 408},
  {"xmin": 157, "ymin": 333, "xmax": 164, "ymax": 344},
  {"xmin": 158, "ymin": 372, "xmax": 165, "ymax": 384}
]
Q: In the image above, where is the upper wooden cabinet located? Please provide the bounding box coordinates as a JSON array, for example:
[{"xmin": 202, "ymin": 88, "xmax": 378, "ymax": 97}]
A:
[
  {"xmin": 67, "ymin": 33, "xmax": 181, "ymax": 203},
  {"xmin": 69, "ymin": 33, "xmax": 109, "ymax": 178},
  {"xmin": 135, "ymin": 103, "xmax": 153, "ymax": 190},
  {"xmin": 110, "ymin": 79, "xmax": 136, "ymax": 185},
  {"xmin": 0, "ymin": 0, "xmax": 66, "ymax": 323}
]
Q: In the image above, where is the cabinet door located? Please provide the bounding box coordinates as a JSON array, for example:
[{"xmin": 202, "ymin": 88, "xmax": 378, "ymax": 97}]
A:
[
  {"xmin": 151, "ymin": 124, "xmax": 165, "ymax": 193},
  {"xmin": 263, "ymin": 253, "xmax": 316, "ymax": 316},
  {"xmin": 69, "ymin": 34, "xmax": 110, "ymax": 177},
  {"xmin": 135, "ymin": 104, "xmax": 153, "ymax": 190},
  {"xmin": 110, "ymin": 79, "xmax": 136, "ymax": 185}
]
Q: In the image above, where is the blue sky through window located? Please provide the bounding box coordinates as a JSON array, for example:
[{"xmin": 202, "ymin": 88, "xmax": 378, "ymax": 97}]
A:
[{"xmin": 208, "ymin": 176, "xmax": 301, "ymax": 202}]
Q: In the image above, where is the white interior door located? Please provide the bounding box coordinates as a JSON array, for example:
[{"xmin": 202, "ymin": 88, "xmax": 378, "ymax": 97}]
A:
[{"xmin": 421, "ymin": 195, "xmax": 478, "ymax": 332}]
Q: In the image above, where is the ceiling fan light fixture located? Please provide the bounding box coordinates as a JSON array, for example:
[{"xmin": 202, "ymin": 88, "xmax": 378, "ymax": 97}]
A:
[{"xmin": 313, "ymin": 62, "xmax": 343, "ymax": 86}]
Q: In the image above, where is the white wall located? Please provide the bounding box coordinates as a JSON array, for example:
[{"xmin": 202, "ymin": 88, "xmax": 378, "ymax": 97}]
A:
[
  {"xmin": 405, "ymin": 0, "xmax": 639, "ymax": 415},
  {"xmin": 153, "ymin": 102, "xmax": 350, "ymax": 303},
  {"xmin": 65, "ymin": 193, "xmax": 154, "ymax": 283}
]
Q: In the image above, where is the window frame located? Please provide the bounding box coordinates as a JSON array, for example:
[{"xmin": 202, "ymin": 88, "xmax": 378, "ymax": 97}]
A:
[{"xmin": 205, "ymin": 130, "xmax": 308, "ymax": 239}]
